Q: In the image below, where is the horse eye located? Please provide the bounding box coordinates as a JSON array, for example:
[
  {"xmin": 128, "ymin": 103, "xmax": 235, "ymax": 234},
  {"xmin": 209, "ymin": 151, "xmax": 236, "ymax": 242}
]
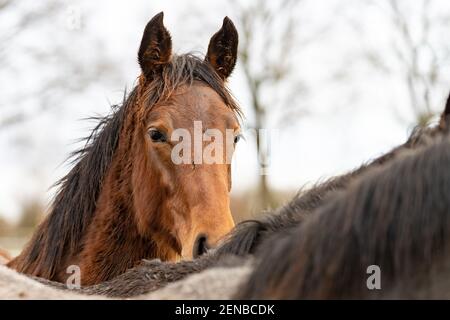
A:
[
  {"xmin": 234, "ymin": 134, "xmax": 242, "ymax": 144},
  {"xmin": 148, "ymin": 129, "xmax": 167, "ymax": 142}
]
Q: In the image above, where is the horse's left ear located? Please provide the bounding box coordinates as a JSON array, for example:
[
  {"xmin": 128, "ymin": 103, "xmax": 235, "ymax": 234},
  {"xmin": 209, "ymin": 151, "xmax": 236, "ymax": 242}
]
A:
[
  {"xmin": 205, "ymin": 17, "xmax": 238, "ymax": 80},
  {"xmin": 439, "ymin": 90, "xmax": 450, "ymax": 130},
  {"xmin": 138, "ymin": 12, "xmax": 172, "ymax": 79}
]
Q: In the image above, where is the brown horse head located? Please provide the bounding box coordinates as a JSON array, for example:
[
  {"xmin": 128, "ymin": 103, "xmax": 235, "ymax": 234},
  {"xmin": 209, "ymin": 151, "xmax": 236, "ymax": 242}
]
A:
[
  {"xmin": 8, "ymin": 12, "xmax": 241, "ymax": 285},
  {"xmin": 130, "ymin": 12, "xmax": 240, "ymax": 259}
]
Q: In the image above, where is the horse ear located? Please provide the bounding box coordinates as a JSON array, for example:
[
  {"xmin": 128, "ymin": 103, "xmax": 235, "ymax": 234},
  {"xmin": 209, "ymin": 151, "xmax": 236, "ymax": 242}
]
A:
[
  {"xmin": 205, "ymin": 17, "xmax": 238, "ymax": 80},
  {"xmin": 445, "ymin": 90, "xmax": 450, "ymax": 117},
  {"xmin": 439, "ymin": 90, "xmax": 450, "ymax": 130},
  {"xmin": 138, "ymin": 12, "xmax": 172, "ymax": 79}
]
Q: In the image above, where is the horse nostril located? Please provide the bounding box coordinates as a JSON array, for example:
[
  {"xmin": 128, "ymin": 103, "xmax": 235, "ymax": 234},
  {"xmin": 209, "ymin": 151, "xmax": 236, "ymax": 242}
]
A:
[{"xmin": 193, "ymin": 234, "xmax": 209, "ymax": 258}]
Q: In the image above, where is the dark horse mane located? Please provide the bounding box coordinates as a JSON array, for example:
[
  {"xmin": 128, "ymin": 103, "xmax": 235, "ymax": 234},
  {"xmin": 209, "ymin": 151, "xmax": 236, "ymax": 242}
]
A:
[
  {"xmin": 238, "ymin": 130, "xmax": 450, "ymax": 299},
  {"xmin": 10, "ymin": 53, "xmax": 240, "ymax": 279}
]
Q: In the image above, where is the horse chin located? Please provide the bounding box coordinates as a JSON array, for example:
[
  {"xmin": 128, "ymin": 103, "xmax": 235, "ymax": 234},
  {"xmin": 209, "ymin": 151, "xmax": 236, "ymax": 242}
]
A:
[
  {"xmin": 180, "ymin": 249, "xmax": 194, "ymax": 261},
  {"xmin": 163, "ymin": 249, "xmax": 183, "ymax": 263}
]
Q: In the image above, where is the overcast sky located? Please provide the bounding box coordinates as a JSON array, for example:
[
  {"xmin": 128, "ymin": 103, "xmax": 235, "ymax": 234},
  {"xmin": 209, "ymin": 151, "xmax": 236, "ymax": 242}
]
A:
[{"xmin": 1, "ymin": 0, "xmax": 450, "ymax": 221}]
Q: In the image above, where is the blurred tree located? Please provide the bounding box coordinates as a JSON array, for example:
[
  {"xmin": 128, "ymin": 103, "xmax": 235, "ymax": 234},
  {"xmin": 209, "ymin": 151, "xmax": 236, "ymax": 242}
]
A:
[
  {"xmin": 0, "ymin": 216, "xmax": 11, "ymax": 237},
  {"xmin": 362, "ymin": 0, "xmax": 450, "ymax": 127},
  {"xmin": 17, "ymin": 199, "xmax": 45, "ymax": 230},
  {"xmin": 0, "ymin": 0, "xmax": 124, "ymax": 228},
  {"xmin": 0, "ymin": 0, "xmax": 121, "ymax": 130},
  {"xmin": 230, "ymin": 0, "xmax": 317, "ymax": 209}
]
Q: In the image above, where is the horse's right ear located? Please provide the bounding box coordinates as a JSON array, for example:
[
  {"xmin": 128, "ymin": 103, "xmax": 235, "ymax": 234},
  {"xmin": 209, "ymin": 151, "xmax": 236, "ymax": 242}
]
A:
[
  {"xmin": 439, "ymin": 90, "xmax": 450, "ymax": 130},
  {"xmin": 205, "ymin": 17, "xmax": 238, "ymax": 80},
  {"xmin": 138, "ymin": 12, "xmax": 172, "ymax": 79}
]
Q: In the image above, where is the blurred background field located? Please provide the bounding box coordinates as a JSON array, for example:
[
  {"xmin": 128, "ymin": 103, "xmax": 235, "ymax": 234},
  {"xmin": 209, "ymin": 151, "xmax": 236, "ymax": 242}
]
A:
[{"xmin": 1, "ymin": 0, "xmax": 450, "ymax": 254}]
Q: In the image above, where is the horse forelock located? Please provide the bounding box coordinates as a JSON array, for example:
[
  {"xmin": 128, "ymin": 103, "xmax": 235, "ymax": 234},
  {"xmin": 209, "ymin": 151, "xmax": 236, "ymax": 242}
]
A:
[{"xmin": 138, "ymin": 53, "xmax": 241, "ymax": 119}]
